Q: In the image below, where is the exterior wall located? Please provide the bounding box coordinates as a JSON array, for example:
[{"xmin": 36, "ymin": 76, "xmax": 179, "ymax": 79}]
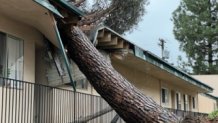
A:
[
  {"xmin": 192, "ymin": 75, "xmax": 218, "ymax": 98},
  {"xmin": 161, "ymin": 81, "xmax": 198, "ymax": 112},
  {"xmin": 112, "ymin": 60, "xmax": 161, "ymax": 104},
  {"xmin": 111, "ymin": 60, "xmax": 199, "ymax": 112},
  {"xmin": 198, "ymin": 94, "xmax": 217, "ymax": 113},
  {"xmin": 0, "ymin": 14, "xmax": 43, "ymax": 82},
  {"xmin": 192, "ymin": 75, "xmax": 218, "ymax": 113}
]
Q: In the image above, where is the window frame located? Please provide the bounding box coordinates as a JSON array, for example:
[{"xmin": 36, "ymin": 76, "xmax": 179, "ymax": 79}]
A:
[
  {"xmin": 192, "ymin": 96, "xmax": 196, "ymax": 109},
  {"xmin": 161, "ymin": 87, "xmax": 169, "ymax": 104},
  {"xmin": 183, "ymin": 94, "xmax": 189, "ymax": 111},
  {"xmin": 0, "ymin": 32, "xmax": 24, "ymax": 89},
  {"xmin": 175, "ymin": 91, "xmax": 182, "ymax": 110}
]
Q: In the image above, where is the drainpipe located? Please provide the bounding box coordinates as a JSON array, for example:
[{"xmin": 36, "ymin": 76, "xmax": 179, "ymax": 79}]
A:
[{"xmin": 52, "ymin": 17, "xmax": 76, "ymax": 91}]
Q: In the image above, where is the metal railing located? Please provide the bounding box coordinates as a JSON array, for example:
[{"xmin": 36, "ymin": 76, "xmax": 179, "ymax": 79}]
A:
[
  {"xmin": 0, "ymin": 77, "xmax": 209, "ymax": 123},
  {"xmin": 165, "ymin": 108, "xmax": 208, "ymax": 118},
  {"xmin": 0, "ymin": 77, "xmax": 125, "ymax": 123}
]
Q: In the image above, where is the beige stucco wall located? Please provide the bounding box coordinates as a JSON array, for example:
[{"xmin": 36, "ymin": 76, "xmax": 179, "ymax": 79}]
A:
[
  {"xmin": 0, "ymin": 14, "xmax": 43, "ymax": 82},
  {"xmin": 161, "ymin": 81, "xmax": 198, "ymax": 112},
  {"xmin": 192, "ymin": 75, "xmax": 218, "ymax": 113},
  {"xmin": 112, "ymin": 60, "xmax": 161, "ymax": 104},
  {"xmin": 111, "ymin": 59, "xmax": 199, "ymax": 112},
  {"xmin": 192, "ymin": 75, "xmax": 218, "ymax": 98},
  {"xmin": 198, "ymin": 94, "xmax": 217, "ymax": 113}
]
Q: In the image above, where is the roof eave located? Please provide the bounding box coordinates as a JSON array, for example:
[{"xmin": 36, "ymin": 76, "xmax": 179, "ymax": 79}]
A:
[
  {"xmin": 202, "ymin": 93, "xmax": 218, "ymax": 100},
  {"xmin": 141, "ymin": 51, "xmax": 213, "ymax": 93}
]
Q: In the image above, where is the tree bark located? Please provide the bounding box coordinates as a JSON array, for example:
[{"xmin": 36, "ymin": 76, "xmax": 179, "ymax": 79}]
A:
[
  {"xmin": 64, "ymin": 26, "xmax": 179, "ymax": 123},
  {"xmin": 74, "ymin": 0, "xmax": 86, "ymax": 7}
]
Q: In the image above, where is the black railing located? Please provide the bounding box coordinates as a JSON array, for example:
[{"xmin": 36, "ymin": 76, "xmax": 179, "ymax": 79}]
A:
[
  {"xmin": 0, "ymin": 77, "xmax": 125, "ymax": 123},
  {"xmin": 0, "ymin": 77, "xmax": 209, "ymax": 123},
  {"xmin": 165, "ymin": 108, "xmax": 208, "ymax": 118}
]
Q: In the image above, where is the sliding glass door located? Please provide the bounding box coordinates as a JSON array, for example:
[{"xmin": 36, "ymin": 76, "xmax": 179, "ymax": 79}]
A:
[
  {"xmin": 6, "ymin": 35, "xmax": 24, "ymax": 80},
  {"xmin": 0, "ymin": 32, "xmax": 6, "ymax": 78},
  {"xmin": 0, "ymin": 32, "xmax": 23, "ymax": 81}
]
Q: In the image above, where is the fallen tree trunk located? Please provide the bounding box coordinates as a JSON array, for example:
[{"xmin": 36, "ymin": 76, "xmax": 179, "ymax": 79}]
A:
[{"xmin": 64, "ymin": 26, "xmax": 179, "ymax": 123}]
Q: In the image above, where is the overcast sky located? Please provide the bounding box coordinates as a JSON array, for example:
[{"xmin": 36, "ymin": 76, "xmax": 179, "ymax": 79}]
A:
[{"xmin": 126, "ymin": 0, "xmax": 184, "ymax": 65}]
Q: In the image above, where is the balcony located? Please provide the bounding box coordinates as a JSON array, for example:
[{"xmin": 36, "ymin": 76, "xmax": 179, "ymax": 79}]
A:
[
  {"xmin": 165, "ymin": 108, "xmax": 208, "ymax": 119},
  {"xmin": 0, "ymin": 77, "xmax": 124, "ymax": 123},
  {"xmin": 0, "ymin": 77, "xmax": 208, "ymax": 123}
]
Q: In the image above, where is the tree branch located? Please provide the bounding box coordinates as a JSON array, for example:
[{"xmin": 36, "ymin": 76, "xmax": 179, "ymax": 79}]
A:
[{"xmin": 74, "ymin": 0, "xmax": 86, "ymax": 7}]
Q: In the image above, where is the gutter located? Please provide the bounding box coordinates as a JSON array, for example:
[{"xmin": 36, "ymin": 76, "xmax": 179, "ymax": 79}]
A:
[
  {"xmin": 33, "ymin": 0, "xmax": 63, "ymax": 18},
  {"xmin": 142, "ymin": 50, "xmax": 213, "ymax": 93},
  {"xmin": 202, "ymin": 93, "xmax": 218, "ymax": 100},
  {"xmin": 34, "ymin": 0, "xmax": 84, "ymax": 17}
]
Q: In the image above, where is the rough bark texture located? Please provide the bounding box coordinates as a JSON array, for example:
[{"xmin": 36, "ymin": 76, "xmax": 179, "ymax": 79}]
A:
[{"xmin": 64, "ymin": 26, "xmax": 179, "ymax": 123}]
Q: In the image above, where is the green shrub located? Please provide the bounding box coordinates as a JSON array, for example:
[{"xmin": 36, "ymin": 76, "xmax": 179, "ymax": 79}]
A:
[{"xmin": 208, "ymin": 110, "xmax": 218, "ymax": 119}]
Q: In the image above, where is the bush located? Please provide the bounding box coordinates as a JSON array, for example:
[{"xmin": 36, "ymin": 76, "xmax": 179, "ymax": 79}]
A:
[{"xmin": 208, "ymin": 110, "xmax": 218, "ymax": 119}]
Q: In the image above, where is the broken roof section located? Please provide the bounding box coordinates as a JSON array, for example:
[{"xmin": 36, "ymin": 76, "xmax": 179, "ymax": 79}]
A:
[
  {"xmin": 87, "ymin": 25, "xmax": 213, "ymax": 93},
  {"xmin": 34, "ymin": 0, "xmax": 85, "ymax": 16},
  {"xmin": 52, "ymin": 0, "xmax": 85, "ymax": 16}
]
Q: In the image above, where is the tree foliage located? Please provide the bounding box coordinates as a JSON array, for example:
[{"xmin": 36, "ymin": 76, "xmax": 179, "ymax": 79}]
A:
[
  {"xmin": 172, "ymin": 0, "xmax": 218, "ymax": 74},
  {"xmin": 76, "ymin": 0, "xmax": 149, "ymax": 34},
  {"xmin": 176, "ymin": 55, "xmax": 191, "ymax": 73},
  {"xmin": 208, "ymin": 110, "xmax": 218, "ymax": 119}
]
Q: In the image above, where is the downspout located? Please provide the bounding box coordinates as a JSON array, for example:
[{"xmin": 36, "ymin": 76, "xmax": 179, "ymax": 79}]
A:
[{"xmin": 52, "ymin": 17, "xmax": 76, "ymax": 91}]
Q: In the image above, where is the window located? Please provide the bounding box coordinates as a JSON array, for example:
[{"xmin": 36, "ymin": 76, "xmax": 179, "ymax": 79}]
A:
[
  {"xmin": 0, "ymin": 32, "xmax": 24, "ymax": 88},
  {"xmin": 176, "ymin": 92, "xmax": 182, "ymax": 110},
  {"xmin": 183, "ymin": 94, "xmax": 189, "ymax": 111},
  {"xmin": 161, "ymin": 88, "xmax": 169, "ymax": 104},
  {"xmin": 0, "ymin": 32, "xmax": 6, "ymax": 78},
  {"xmin": 192, "ymin": 97, "xmax": 196, "ymax": 109}
]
